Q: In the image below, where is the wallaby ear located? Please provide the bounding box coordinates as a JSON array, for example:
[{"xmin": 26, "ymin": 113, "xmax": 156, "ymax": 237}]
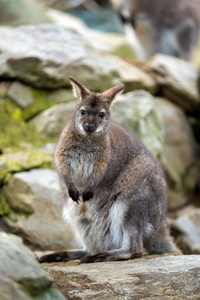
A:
[
  {"xmin": 103, "ymin": 83, "xmax": 125, "ymax": 106},
  {"xmin": 69, "ymin": 76, "xmax": 90, "ymax": 101}
]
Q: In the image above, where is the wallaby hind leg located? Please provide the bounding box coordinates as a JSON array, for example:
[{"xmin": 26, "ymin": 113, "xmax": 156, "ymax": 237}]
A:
[
  {"xmin": 80, "ymin": 229, "xmax": 143, "ymax": 264},
  {"xmin": 39, "ymin": 250, "xmax": 89, "ymax": 263},
  {"xmin": 80, "ymin": 249, "xmax": 142, "ymax": 264},
  {"xmin": 144, "ymin": 224, "xmax": 181, "ymax": 255}
]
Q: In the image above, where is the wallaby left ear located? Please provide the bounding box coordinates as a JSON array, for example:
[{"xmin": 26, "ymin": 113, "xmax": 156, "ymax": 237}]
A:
[
  {"xmin": 69, "ymin": 76, "xmax": 90, "ymax": 102},
  {"xmin": 103, "ymin": 83, "xmax": 125, "ymax": 105}
]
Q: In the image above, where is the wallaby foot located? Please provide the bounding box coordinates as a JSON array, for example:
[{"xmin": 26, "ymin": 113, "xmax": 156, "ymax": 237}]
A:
[
  {"xmin": 80, "ymin": 250, "xmax": 142, "ymax": 264},
  {"xmin": 39, "ymin": 250, "xmax": 88, "ymax": 263}
]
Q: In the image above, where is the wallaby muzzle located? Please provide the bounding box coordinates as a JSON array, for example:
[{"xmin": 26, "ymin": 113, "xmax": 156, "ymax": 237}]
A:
[{"xmin": 85, "ymin": 123, "xmax": 95, "ymax": 134}]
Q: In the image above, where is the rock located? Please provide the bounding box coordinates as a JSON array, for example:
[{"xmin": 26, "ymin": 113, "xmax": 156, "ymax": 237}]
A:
[
  {"xmin": 144, "ymin": 54, "xmax": 200, "ymax": 113},
  {"xmin": 42, "ymin": 0, "xmax": 86, "ymax": 10},
  {"xmin": 0, "ymin": 150, "xmax": 53, "ymax": 185},
  {"xmin": 0, "ymin": 81, "xmax": 11, "ymax": 98},
  {"xmin": 173, "ymin": 208, "xmax": 200, "ymax": 254},
  {"xmin": 1, "ymin": 169, "xmax": 75, "ymax": 250},
  {"xmin": 112, "ymin": 90, "xmax": 164, "ymax": 160},
  {"xmin": 0, "ymin": 232, "xmax": 65, "ymax": 300},
  {"xmin": 0, "ymin": 270, "xmax": 32, "ymax": 300},
  {"xmin": 0, "ymin": 194, "xmax": 11, "ymax": 215},
  {"xmin": 39, "ymin": 143, "xmax": 56, "ymax": 154},
  {"xmin": 63, "ymin": 0, "xmax": 123, "ymax": 34},
  {"xmin": 0, "ymin": 0, "xmax": 50, "ymax": 26},
  {"xmin": 7, "ymin": 81, "xmax": 34, "ymax": 109},
  {"xmin": 155, "ymin": 98, "xmax": 198, "ymax": 209},
  {"xmin": 107, "ymin": 56, "xmax": 157, "ymax": 93},
  {"xmin": 48, "ymin": 88, "xmax": 73, "ymax": 103},
  {"xmin": 42, "ymin": 254, "xmax": 200, "ymax": 299},
  {"xmin": 0, "ymin": 161, "xmax": 6, "ymax": 170},
  {"xmin": 189, "ymin": 116, "xmax": 200, "ymax": 145},
  {"xmin": 48, "ymin": 9, "xmax": 131, "ymax": 54},
  {"xmin": 0, "ymin": 97, "xmax": 54, "ymax": 155},
  {"xmin": 0, "ymin": 24, "xmax": 121, "ymax": 90},
  {"xmin": 30, "ymin": 102, "xmax": 76, "ymax": 138}
]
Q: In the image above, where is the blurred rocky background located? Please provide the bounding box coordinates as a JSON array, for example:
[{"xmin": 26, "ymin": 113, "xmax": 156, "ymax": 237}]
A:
[{"xmin": 0, "ymin": 0, "xmax": 200, "ymax": 299}]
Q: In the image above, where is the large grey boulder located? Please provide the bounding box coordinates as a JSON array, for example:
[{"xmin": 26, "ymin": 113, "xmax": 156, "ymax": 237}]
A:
[
  {"xmin": 43, "ymin": 254, "xmax": 200, "ymax": 299},
  {"xmin": 0, "ymin": 24, "xmax": 121, "ymax": 90},
  {"xmin": 30, "ymin": 102, "xmax": 76, "ymax": 138},
  {"xmin": 112, "ymin": 90, "xmax": 164, "ymax": 160},
  {"xmin": 1, "ymin": 169, "xmax": 75, "ymax": 250},
  {"xmin": 155, "ymin": 98, "xmax": 198, "ymax": 209},
  {"xmin": 0, "ymin": 232, "xmax": 65, "ymax": 300},
  {"xmin": 144, "ymin": 54, "xmax": 200, "ymax": 113},
  {"xmin": 7, "ymin": 81, "xmax": 34, "ymax": 109},
  {"xmin": 173, "ymin": 208, "xmax": 200, "ymax": 254}
]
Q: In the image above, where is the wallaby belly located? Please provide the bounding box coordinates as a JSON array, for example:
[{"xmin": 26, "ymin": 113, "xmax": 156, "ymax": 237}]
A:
[{"xmin": 63, "ymin": 199, "xmax": 123, "ymax": 253}]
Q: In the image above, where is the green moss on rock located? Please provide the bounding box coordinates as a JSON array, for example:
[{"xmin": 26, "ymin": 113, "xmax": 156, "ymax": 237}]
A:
[
  {"xmin": 73, "ymin": 66, "xmax": 121, "ymax": 92},
  {"xmin": 0, "ymin": 150, "xmax": 54, "ymax": 185},
  {"xmin": 0, "ymin": 194, "xmax": 11, "ymax": 215},
  {"xmin": 21, "ymin": 89, "xmax": 55, "ymax": 121},
  {"xmin": 0, "ymin": 98, "xmax": 55, "ymax": 152},
  {"xmin": 112, "ymin": 44, "xmax": 137, "ymax": 60}
]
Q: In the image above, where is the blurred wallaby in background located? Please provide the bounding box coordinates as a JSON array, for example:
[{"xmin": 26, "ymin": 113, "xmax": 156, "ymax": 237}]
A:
[
  {"xmin": 39, "ymin": 77, "xmax": 180, "ymax": 264},
  {"xmin": 111, "ymin": 0, "xmax": 200, "ymax": 60}
]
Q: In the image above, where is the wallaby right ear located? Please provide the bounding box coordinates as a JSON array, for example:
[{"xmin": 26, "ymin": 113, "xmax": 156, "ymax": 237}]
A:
[{"xmin": 69, "ymin": 76, "xmax": 90, "ymax": 102}]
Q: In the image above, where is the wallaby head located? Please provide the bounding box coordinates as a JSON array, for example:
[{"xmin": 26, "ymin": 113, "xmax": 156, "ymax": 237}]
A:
[{"xmin": 69, "ymin": 76, "xmax": 124, "ymax": 136}]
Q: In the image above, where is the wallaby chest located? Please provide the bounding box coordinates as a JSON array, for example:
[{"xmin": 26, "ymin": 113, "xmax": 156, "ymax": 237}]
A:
[{"xmin": 68, "ymin": 148, "xmax": 95, "ymax": 193}]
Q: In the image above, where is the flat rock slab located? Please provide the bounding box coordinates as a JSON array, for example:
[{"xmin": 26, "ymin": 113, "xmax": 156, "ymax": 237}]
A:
[
  {"xmin": 0, "ymin": 24, "xmax": 120, "ymax": 90},
  {"xmin": 42, "ymin": 254, "xmax": 200, "ymax": 299}
]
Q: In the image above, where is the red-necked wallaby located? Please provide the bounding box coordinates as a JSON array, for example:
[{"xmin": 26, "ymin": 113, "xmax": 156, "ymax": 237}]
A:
[
  {"xmin": 111, "ymin": 0, "xmax": 200, "ymax": 60},
  {"xmin": 39, "ymin": 77, "xmax": 180, "ymax": 264}
]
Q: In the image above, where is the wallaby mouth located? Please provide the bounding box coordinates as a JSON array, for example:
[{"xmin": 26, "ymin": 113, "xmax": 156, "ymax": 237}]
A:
[{"xmin": 84, "ymin": 123, "xmax": 95, "ymax": 134}]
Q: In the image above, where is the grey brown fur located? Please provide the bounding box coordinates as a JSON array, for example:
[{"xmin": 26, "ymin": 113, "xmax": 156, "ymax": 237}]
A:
[
  {"xmin": 111, "ymin": 0, "xmax": 200, "ymax": 60},
  {"xmin": 39, "ymin": 77, "xmax": 180, "ymax": 264}
]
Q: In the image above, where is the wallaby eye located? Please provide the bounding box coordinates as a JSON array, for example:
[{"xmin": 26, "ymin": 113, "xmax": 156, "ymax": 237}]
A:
[
  {"xmin": 80, "ymin": 110, "xmax": 86, "ymax": 116},
  {"xmin": 99, "ymin": 112, "xmax": 105, "ymax": 119}
]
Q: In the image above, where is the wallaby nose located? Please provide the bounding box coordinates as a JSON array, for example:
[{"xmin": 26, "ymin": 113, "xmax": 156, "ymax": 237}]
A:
[{"xmin": 85, "ymin": 123, "xmax": 95, "ymax": 134}]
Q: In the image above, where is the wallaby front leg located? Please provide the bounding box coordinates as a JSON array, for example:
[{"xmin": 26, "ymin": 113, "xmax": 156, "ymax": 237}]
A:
[
  {"xmin": 60, "ymin": 173, "xmax": 80, "ymax": 203},
  {"xmin": 39, "ymin": 250, "xmax": 89, "ymax": 263}
]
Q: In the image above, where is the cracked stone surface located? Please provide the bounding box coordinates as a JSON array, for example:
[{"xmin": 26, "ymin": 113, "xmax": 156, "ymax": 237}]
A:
[{"xmin": 41, "ymin": 254, "xmax": 200, "ymax": 299}]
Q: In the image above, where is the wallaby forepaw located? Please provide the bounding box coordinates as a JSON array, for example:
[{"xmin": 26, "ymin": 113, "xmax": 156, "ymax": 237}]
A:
[
  {"xmin": 82, "ymin": 190, "xmax": 93, "ymax": 202},
  {"xmin": 69, "ymin": 188, "xmax": 80, "ymax": 203}
]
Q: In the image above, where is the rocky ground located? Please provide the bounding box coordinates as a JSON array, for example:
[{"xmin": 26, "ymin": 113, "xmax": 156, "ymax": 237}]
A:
[
  {"xmin": 0, "ymin": 0, "xmax": 200, "ymax": 299},
  {"xmin": 38, "ymin": 253, "xmax": 200, "ymax": 299}
]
